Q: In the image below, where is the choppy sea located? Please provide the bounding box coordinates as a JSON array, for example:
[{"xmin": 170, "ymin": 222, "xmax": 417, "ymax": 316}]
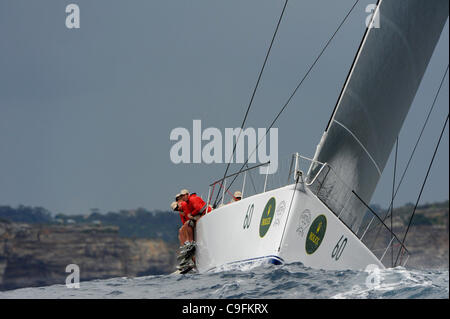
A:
[{"xmin": 0, "ymin": 262, "xmax": 448, "ymax": 299}]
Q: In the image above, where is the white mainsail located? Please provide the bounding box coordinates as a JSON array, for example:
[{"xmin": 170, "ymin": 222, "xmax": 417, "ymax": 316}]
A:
[{"xmin": 308, "ymin": 0, "xmax": 449, "ymax": 232}]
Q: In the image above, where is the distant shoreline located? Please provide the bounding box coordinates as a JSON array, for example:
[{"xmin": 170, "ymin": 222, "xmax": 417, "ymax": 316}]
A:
[{"xmin": 0, "ymin": 200, "xmax": 448, "ymax": 291}]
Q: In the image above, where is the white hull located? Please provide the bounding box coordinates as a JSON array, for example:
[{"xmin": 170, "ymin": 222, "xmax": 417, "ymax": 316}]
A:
[{"xmin": 195, "ymin": 183, "xmax": 384, "ymax": 272}]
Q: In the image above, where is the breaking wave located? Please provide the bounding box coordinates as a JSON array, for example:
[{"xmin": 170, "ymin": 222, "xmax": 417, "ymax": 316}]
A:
[{"xmin": 0, "ymin": 262, "xmax": 448, "ymax": 299}]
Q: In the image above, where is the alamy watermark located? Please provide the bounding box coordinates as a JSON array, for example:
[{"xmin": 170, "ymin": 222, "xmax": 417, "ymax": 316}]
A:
[
  {"xmin": 170, "ymin": 120, "xmax": 278, "ymax": 174},
  {"xmin": 65, "ymin": 4, "xmax": 80, "ymax": 29},
  {"xmin": 365, "ymin": 4, "xmax": 380, "ymax": 29},
  {"xmin": 364, "ymin": 264, "xmax": 381, "ymax": 289},
  {"xmin": 64, "ymin": 3, "xmax": 379, "ymax": 30},
  {"xmin": 65, "ymin": 264, "xmax": 80, "ymax": 288}
]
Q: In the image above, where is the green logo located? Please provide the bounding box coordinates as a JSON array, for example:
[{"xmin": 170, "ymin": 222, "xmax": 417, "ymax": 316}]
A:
[
  {"xmin": 259, "ymin": 197, "xmax": 276, "ymax": 238},
  {"xmin": 305, "ymin": 214, "xmax": 327, "ymax": 254}
]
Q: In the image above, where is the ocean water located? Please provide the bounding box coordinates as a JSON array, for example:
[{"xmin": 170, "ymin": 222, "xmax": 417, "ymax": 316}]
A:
[{"xmin": 0, "ymin": 262, "xmax": 448, "ymax": 299}]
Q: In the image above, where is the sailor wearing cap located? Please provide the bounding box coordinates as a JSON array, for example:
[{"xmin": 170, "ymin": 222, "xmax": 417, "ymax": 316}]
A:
[
  {"xmin": 170, "ymin": 201, "xmax": 179, "ymax": 211},
  {"xmin": 178, "ymin": 189, "xmax": 189, "ymax": 203},
  {"xmin": 171, "ymin": 198, "xmax": 194, "ymax": 246}
]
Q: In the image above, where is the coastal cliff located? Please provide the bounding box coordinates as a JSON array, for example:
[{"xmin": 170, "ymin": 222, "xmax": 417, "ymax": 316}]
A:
[
  {"xmin": 0, "ymin": 201, "xmax": 447, "ymax": 291},
  {"xmin": 362, "ymin": 202, "xmax": 449, "ymax": 269},
  {"xmin": 0, "ymin": 221, "xmax": 177, "ymax": 291}
]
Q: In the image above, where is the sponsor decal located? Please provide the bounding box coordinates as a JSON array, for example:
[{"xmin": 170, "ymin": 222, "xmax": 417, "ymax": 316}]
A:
[
  {"xmin": 259, "ymin": 197, "xmax": 276, "ymax": 238},
  {"xmin": 296, "ymin": 209, "xmax": 312, "ymax": 237},
  {"xmin": 305, "ymin": 214, "xmax": 327, "ymax": 254},
  {"xmin": 273, "ymin": 200, "xmax": 286, "ymax": 226}
]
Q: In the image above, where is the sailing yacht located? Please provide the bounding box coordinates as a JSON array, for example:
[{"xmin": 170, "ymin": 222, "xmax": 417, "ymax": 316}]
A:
[{"xmin": 193, "ymin": 0, "xmax": 449, "ymax": 272}]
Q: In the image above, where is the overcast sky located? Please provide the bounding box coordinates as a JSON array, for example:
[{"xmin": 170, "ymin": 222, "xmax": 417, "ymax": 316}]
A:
[{"xmin": 0, "ymin": 0, "xmax": 448, "ymax": 215}]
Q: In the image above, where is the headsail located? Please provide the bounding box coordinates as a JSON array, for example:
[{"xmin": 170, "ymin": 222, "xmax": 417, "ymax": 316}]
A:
[{"xmin": 307, "ymin": 0, "xmax": 449, "ymax": 232}]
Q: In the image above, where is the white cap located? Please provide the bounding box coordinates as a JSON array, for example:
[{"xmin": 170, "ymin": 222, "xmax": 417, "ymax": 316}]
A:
[
  {"xmin": 175, "ymin": 193, "xmax": 181, "ymax": 200},
  {"xmin": 170, "ymin": 202, "xmax": 178, "ymax": 211},
  {"xmin": 234, "ymin": 191, "xmax": 242, "ymax": 198},
  {"xmin": 180, "ymin": 189, "xmax": 189, "ymax": 195}
]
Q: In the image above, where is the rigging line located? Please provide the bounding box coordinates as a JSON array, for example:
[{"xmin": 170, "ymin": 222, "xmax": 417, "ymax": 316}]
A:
[
  {"xmin": 394, "ymin": 113, "xmax": 449, "ymax": 267},
  {"xmin": 352, "ymin": 190, "xmax": 408, "ymax": 255},
  {"xmin": 325, "ymin": 0, "xmax": 381, "ymax": 131},
  {"xmin": 215, "ymin": 0, "xmax": 361, "ymax": 203},
  {"xmin": 369, "ymin": 65, "xmax": 449, "ymax": 249},
  {"xmin": 264, "ymin": 0, "xmax": 361, "ymax": 136},
  {"xmin": 213, "ymin": 0, "xmax": 289, "ymax": 207},
  {"xmin": 247, "ymin": 164, "xmax": 258, "ymax": 194},
  {"xmin": 386, "ymin": 65, "xmax": 449, "ymax": 218},
  {"xmin": 390, "ymin": 137, "xmax": 398, "ymax": 268}
]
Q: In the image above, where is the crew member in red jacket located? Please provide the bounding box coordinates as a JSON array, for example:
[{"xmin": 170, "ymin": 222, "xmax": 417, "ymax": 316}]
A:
[
  {"xmin": 173, "ymin": 189, "xmax": 211, "ymax": 247},
  {"xmin": 171, "ymin": 198, "xmax": 194, "ymax": 246},
  {"xmin": 179, "ymin": 189, "xmax": 211, "ymax": 219}
]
